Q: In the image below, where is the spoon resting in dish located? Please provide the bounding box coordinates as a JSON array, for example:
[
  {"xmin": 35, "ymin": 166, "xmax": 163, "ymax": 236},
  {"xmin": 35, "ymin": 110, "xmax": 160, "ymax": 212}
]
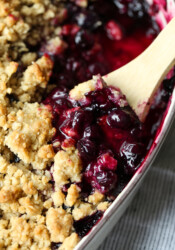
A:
[{"xmin": 70, "ymin": 17, "xmax": 175, "ymax": 122}]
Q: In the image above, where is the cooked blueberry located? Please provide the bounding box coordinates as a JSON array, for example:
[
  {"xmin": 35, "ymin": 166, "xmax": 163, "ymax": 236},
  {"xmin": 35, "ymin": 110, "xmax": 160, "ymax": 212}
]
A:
[
  {"xmin": 119, "ymin": 141, "xmax": 144, "ymax": 174},
  {"xmin": 107, "ymin": 109, "xmax": 131, "ymax": 129},
  {"xmin": 74, "ymin": 211, "xmax": 103, "ymax": 238},
  {"xmin": 75, "ymin": 30, "xmax": 94, "ymax": 49},
  {"xmin": 106, "ymin": 20, "xmax": 123, "ymax": 41},
  {"xmin": 128, "ymin": 0, "xmax": 148, "ymax": 18},
  {"xmin": 83, "ymin": 125, "xmax": 100, "ymax": 140},
  {"xmin": 75, "ymin": 10, "xmax": 101, "ymax": 30},
  {"xmin": 77, "ymin": 138, "xmax": 97, "ymax": 163},
  {"xmin": 97, "ymin": 153, "xmax": 118, "ymax": 171},
  {"xmin": 87, "ymin": 63, "xmax": 107, "ymax": 77},
  {"xmin": 66, "ymin": 57, "xmax": 80, "ymax": 72},
  {"xmin": 96, "ymin": 171, "xmax": 117, "ymax": 193},
  {"xmin": 84, "ymin": 152, "xmax": 118, "ymax": 193},
  {"xmin": 72, "ymin": 110, "xmax": 93, "ymax": 131}
]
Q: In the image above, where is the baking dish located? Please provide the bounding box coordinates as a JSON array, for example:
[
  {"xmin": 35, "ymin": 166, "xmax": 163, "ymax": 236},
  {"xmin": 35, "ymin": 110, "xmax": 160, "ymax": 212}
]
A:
[{"xmin": 0, "ymin": 1, "xmax": 174, "ymax": 249}]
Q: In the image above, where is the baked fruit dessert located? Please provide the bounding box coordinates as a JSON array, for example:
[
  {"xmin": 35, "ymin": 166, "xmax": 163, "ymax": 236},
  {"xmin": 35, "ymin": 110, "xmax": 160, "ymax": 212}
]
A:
[{"xmin": 0, "ymin": 0, "xmax": 174, "ymax": 249}]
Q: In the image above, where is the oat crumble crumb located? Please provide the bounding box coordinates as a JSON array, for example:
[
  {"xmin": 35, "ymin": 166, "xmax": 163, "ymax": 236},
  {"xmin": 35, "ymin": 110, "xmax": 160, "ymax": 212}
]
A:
[
  {"xmin": 59, "ymin": 232, "xmax": 80, "ymax": 250},
  {"xmin": 88, "ymin": 190, "xmax": 104, "ymax": 205},
  {"xmin": 66, "ymin": 184, "xmax": 80, "ymax": 207},
  {"xmin": 52, "ymin": 190, "xmax": 65, "ymax": 207},
  {"xmin": 53, "ymin": 148, "xmax": 82, "ymax": 188},
  {"xmin": 72, "ymin": 202, "xmax": 95, "ymax": 221},
  {"xmin": 46, "ymin": 207, "xmax": 73, "ymax": 243},
  {"xmin": 97, "ymin": 202, "xmax": 111, "ymax": 211}
]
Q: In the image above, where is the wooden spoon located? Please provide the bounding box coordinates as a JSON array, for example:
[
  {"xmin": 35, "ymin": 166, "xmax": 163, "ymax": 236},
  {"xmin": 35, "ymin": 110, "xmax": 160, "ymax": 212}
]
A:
[{"xmin": 71, "ymin": 17, "xmax": 175, "ymax": 122}]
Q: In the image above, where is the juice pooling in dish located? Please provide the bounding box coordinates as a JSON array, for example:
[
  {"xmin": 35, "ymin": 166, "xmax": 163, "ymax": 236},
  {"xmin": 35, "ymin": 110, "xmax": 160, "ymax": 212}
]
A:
[{"xmin": 0, "ymin": 1, "xmax": 174, "ymax": 249}]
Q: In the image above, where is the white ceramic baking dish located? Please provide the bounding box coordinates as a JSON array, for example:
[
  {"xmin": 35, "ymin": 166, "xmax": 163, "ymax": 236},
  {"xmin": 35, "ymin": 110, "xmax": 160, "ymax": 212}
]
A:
[{"xmin": 74, "ymin": 2, "xmax": 175, "ymax": 249}]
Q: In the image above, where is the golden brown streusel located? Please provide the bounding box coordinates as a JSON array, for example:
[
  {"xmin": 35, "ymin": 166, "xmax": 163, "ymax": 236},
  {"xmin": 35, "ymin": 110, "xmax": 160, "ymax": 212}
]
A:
[
  {"xmin": 46, "ymin": 207, "xmax": 73, "ymax": 243},
  {"xmin": 72, "ymin": 202, "xmax": 95, "ymax": 221},
  {"xmin": 0, "ymin": 0, "xmax": 111, "ymax": 249},
  {"xmin": 5, "ymin": 102, "xmax": 55, "ymax": 169},
  {"xmin": 52, "ymin": 190, "xmax": 65, "ymax": 207},
  {"xmin": 65, "ymin": 184, "xmax": 80, "ymax": 207},
  {"xmin": 88, "ymin": 190, "xmax": 104, "ymax": 205},
  {"xmin": 59, "ymin": 233, "xmax": 80, "ymax": 250},
  {"xmin": 53, "ymin": 148, "xmax": 82, "ymax": 189}
]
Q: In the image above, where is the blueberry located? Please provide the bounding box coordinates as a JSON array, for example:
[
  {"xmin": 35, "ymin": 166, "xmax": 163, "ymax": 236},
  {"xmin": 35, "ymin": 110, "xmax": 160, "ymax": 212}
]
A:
[
  {"xmin": 128, "ymin": 0, "xmax": 148, "ymax": 18},
  {"xmin": 87, "ymin": 62, "xmax": 107, "ymax": 76},
  {"xmin": 51, "ymin": 88, "xmax": 68, "ymax": 99},
  {"xmin": 84, "ymin": 152, "xmax": 118, "ymax": 193},
  {"xmin": 72, "ymin": 110, "xmax": 93, "ymax": 130},
  {"xmin": 10, "ymin": 154, "xmax": 20, "ymax": 164},
  {"xmin": 77, "ymin": 138, "xmax": 97, "ymax": 163},
  {"xmin": 60, "ymin": 109, "xmax": 94, "ymax": 140},
  {"xmin": 75, "ymin": 30, "xmax": 94, "ymax": 49},
  {"xmin": 107, "ymin": 109, "xmax": 131, "ymax": 129},
  {"xmin": 96, "ymin": 170, "xmax": 117, "ymax": 193},
  {"xmin": 97, "ymin": 153, "xmax": 118, "ymax": 171},
  {"xmin": 83, "ymin": 125, "xmax": 100, "ymax": 140},
  {"xmin": 73, "ymin": 211, "xmax": 103, "ymax": 238},
  {"xmin": 119, "ymin": 141, "xmax": 144, "ymax": 174},
  {"xmin": 75, "ymin": 11, "xmax": 102, "ymax": 30}
]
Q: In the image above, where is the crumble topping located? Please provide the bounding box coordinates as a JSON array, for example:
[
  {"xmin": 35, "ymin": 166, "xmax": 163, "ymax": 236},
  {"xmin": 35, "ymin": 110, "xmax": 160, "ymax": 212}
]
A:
[
  {"xmin": 46, "ymin": 207, "xmax": 73, "ymax": 243},
  {"xmin": 59, "ymin": 233, "xmax": 80, "ymax": 250},
  {"xmin": 52, "ymin": 190, "xmax": 65, "ymax": 208},
  {"xmin": 65, "ymin": 184, "xmax": 80, "ymax": 207},
  {"xmin": 88, "ymin": 190, "xmax": 104, "ymax": 205},
  {"xmin": 20, "ymin": 56, "xmax": 53, "ymax": 92},
  {"xmin": 5, "ymin": 103, "xmax": 55, "ymax": 169},
  {"xmin": 53, "ymin": 148, "xmax": 82, "ymax": 189},
  {"xmin": 69, "ymin": 79, "xmax": 96, "ymax": 101},
  {"xmin": 97, "ymin": 201, "xmax": 110, "ymax": 211},
  {"xmin": 72, "ymin": 203, "xmax": 94, "ymax": 221}
]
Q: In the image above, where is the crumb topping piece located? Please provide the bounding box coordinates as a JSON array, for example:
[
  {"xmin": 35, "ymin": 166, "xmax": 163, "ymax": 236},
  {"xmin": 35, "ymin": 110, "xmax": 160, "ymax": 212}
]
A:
[
  {"xmin": 5, "ymin": 103, "xmax": 55, "ymax": 169},
  {"xmin": 59, "ymin": 233, "xmax": 80, "ymax": 250},
  {"xmin": 53, "ymin": 148, "xmax": 82, "ymax": 189},
  {"xmin": 66, "ymin": 184, "xmax": 80, "ymax": 207},
  {"xmin": 46, "ymin": 207, "xmax": 73, "ymax": 243}
]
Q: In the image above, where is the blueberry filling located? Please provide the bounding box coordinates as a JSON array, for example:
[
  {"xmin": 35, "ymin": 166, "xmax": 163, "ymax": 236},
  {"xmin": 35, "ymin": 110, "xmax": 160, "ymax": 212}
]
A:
[
  {"xmin": 40, "ymin": 0, "xmax": 158, "ymax": 90},
  {"xmin": 41, "ymin": 0, "xmax": 175, "ymax": 241}
]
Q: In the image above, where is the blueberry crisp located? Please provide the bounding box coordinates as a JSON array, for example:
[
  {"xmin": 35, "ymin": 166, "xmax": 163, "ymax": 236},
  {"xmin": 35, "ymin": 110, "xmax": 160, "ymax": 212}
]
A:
[{"xmin": 0, "ymin": 0, "xmax": 174, "ymax": 249}]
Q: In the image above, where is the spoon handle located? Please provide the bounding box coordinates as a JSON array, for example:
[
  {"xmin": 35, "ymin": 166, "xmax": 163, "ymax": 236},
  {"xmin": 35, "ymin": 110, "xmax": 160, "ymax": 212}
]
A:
[{"xmin": 105, "ymin": 17, "xmax": 175, "ymax": 122}]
